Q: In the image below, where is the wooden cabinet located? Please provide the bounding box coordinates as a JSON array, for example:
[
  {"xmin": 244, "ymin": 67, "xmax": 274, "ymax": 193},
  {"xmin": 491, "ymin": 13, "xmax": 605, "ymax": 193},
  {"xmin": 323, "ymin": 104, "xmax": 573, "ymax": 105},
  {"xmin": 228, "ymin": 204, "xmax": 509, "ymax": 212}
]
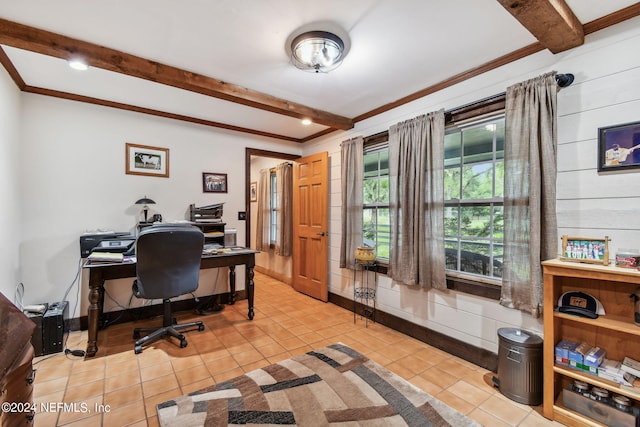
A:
[
  {"xmin": 0, "ymin": 343, "xmax": 35, "ymax": 426},
  {"xmin": 542, "ymin": 259, "xmax": 640, "ymax": 426}
]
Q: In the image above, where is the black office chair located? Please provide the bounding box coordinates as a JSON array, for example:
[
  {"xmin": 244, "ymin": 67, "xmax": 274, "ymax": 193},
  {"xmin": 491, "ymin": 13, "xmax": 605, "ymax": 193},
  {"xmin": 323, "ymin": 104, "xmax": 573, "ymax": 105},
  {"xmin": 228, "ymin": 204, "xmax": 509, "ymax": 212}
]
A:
[{"xmin": 132, "ymin": 224, "xmax": 205, "ymax": 354}]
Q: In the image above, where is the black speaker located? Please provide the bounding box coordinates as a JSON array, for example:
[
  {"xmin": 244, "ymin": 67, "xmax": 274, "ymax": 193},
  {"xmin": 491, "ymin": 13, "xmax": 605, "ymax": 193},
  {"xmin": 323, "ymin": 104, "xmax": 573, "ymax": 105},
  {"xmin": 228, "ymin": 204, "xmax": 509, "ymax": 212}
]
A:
[{"xmin": 43, "ymin": 301, "xmax": 69, "ymax": 355}]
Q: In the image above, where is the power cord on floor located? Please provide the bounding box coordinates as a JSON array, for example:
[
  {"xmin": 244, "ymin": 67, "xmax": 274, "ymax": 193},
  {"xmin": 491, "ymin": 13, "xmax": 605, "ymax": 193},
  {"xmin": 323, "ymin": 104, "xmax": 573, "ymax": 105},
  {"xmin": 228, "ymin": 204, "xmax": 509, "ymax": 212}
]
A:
[
  {"xmin": 64, "ymin": 349, "xmax": 86, "ymax": 357},
  {"xmin": 195, "ymin": 268, "xmax": 224, "ymax": 315}
]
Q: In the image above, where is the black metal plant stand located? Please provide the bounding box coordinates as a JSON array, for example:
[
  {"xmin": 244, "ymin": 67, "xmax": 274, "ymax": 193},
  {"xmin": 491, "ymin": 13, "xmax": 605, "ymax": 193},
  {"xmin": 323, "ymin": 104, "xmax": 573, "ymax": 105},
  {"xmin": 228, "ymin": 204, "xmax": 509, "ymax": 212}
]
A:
[{"xmin": 353, "ymin": 261, "xmax": 377, "ymax": 326}]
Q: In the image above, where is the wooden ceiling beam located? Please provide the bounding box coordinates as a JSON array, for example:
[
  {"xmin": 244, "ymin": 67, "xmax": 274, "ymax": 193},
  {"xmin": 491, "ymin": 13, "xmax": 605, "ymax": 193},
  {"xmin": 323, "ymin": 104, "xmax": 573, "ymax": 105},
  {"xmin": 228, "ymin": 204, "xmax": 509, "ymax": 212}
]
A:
[
  {"xmin": 0, "ymin": 18, "xmax": 353, "ymax": 130},
  {"xmin": 496, "ymin": 0, "xmax": 584, "ymax": 53}
]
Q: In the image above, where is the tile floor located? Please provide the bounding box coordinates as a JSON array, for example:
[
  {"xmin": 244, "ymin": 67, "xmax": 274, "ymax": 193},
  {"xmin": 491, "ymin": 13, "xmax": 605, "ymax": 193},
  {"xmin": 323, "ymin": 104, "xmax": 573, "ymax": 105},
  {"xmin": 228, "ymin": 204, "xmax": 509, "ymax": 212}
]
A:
[{"xmin": 31, "ymin": 272, "xmax": 564, "ymax": 426}]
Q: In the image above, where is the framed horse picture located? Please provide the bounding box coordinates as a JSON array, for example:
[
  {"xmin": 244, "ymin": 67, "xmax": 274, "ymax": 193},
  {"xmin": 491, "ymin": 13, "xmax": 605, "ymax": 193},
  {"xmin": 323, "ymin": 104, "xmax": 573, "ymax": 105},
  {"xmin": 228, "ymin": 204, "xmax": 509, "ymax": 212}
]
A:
[{"xmin": 125, "ymin": 143, "xmax": 170, "ymax": 178}]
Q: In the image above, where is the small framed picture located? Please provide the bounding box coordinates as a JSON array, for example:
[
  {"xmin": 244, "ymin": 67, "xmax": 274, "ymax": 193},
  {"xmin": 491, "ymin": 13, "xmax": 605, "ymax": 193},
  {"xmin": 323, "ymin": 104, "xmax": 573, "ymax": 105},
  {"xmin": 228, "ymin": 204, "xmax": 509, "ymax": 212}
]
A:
[
  {"xmin": 202, "ymin": 172, "xmax": 227, "ymax": 193},
  {"xmin": 126, "ymin": 143, "xmax": 169, "ymax": 177},
  {"xmin": 598, "ymin": 121, "xmax": 640, "ymax": 172},
  {"xmin": 250, "ymin": 181, "xmax": 257, "ymax": 202},
  {"xmin": 560, "ymin": 235, "xmax": 610, "ymax": 265}
]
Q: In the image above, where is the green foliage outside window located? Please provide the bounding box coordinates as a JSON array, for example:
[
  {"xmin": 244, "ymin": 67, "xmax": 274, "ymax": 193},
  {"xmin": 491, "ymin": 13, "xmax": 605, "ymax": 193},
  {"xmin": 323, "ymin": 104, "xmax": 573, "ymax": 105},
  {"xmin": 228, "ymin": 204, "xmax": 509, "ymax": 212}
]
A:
[{"xmin": 363, "ymin": 149, "xmax": 390, "ymax": 260}]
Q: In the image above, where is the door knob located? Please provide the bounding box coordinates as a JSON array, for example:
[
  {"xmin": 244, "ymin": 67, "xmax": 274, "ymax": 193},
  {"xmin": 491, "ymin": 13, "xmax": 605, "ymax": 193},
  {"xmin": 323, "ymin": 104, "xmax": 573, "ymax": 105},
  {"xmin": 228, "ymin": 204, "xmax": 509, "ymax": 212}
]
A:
[{"xmin": 317, "ymin": 231, "xmax": 327, "ymax": 236}]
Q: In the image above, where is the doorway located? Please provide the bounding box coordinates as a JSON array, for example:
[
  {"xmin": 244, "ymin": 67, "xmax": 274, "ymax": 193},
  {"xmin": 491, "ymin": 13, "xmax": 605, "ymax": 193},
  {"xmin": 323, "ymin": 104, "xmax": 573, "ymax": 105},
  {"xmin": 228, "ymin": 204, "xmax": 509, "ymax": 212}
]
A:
[{"xmin": 245, "ymin": 148, "xmax": 300, "ymax": 284}]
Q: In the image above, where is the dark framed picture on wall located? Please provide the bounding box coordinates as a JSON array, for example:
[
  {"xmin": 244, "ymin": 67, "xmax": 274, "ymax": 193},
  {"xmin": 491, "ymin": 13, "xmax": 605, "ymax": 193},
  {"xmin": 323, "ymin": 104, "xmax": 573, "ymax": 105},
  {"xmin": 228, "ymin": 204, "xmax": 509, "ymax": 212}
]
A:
[
  {"xmin": 598, "ymin": 120, "xmax": 640, "ymax": 172},
  {"xmin": 125, "ymin": 143, "xmax": 169, "ymax": 177},
  {"xmin": 202, "ymin": 172, "xmax": 227, "ymax": 193}
]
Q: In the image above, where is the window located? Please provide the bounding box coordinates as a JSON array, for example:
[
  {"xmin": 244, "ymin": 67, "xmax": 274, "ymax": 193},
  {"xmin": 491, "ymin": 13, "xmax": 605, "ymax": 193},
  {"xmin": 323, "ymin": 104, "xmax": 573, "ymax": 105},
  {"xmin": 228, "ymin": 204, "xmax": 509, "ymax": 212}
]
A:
[
  {"xmin": 444, "ymin": 115, "xmax": 505, "ymax": 280},
  {"xmin": 270, "ymin": 172, "xmax": 277, "ymax": 245},
  {"xmin": 363, "ymin": 146, "xmax": 390, "ymax": 260},
  {"xmin": 360, "ymin": 97, "xmax": 505, "ymax": 294}
]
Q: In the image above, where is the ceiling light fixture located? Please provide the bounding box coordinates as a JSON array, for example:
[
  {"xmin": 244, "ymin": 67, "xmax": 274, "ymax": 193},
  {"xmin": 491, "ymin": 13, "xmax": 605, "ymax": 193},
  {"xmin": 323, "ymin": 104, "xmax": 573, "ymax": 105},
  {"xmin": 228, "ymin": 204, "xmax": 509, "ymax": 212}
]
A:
[
  {"xmin": 68, "ymin": 59, "xmax": 88, "ymax": 71},
  {"xmin": 301, "ymin": 118, "xmax": 312, "ymax": 125},
  {"xmin": 290, "ymin": 31, "xmax": 345, "ymax": 73}
]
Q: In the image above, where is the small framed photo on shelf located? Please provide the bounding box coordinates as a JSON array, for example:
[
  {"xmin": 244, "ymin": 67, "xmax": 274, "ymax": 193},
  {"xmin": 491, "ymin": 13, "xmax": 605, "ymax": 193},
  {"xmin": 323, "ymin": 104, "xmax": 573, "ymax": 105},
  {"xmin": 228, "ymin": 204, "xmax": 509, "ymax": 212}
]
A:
[
  {"xmin": 598, "ymin": 120, "xmax": 640, "ymax": 172},
  {"xmin": 250, "ymin": 181, "xmax": 257, "ymax": 202},
  {"xmin": 560, "ymin": 235, "xmax": 610, "ymax": 265},
  {"xmin": 202, "ymin": 172, "xmax": 227, "ymax": 193},
  {"xmin": 125, "ymin": 143, "xmax": 169, "ymax": 177}
]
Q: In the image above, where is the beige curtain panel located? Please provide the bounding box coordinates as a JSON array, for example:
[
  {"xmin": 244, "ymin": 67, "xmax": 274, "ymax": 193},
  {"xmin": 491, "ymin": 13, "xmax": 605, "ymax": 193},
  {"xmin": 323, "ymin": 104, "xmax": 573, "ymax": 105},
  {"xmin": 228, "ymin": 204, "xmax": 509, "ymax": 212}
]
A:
[
  {"xmin": 502, "ymin": 71, "xmax": 558, "ymax": 318},
  {"xmin": 255, "ymin": 168, "xmax": 271, "ymax": 251},
  {"xmin": 339, "ymin": 136, "xmax": 364, "ymax": 269},
  {"xmin": 388, "ymin": 110, "xmax": 446, "ymax": 289},
  {"xmin": 275, "ymin": 162, "xmax": 293, "ymax": 257}
]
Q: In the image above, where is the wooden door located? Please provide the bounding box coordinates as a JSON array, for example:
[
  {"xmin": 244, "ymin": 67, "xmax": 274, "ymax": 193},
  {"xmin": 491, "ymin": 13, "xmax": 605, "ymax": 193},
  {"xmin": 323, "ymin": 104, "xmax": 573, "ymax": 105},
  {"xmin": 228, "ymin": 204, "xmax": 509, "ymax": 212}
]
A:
[{"xmin": 292, "ymin": 152, "xmax": 329, "ymax": 301}]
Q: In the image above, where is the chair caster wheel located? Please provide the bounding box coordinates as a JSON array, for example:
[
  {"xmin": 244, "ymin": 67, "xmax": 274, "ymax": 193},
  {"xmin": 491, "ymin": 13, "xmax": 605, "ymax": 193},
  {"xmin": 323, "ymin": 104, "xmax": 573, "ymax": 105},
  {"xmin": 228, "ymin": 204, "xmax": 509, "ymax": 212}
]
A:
[
  {"xmin": 198, "ymin": 324, "xmax": 205, "ymax": 331},
  {"xmin": 133, "ymin": 331, "xmax": 140, "ymax": 339},
  {"xmin": 134, "ymin": 346, "xmax": 142, "ymax": 354},
  {"xmin": 180, "ymin": 340, "xmax": 187, "ymax": 348}
]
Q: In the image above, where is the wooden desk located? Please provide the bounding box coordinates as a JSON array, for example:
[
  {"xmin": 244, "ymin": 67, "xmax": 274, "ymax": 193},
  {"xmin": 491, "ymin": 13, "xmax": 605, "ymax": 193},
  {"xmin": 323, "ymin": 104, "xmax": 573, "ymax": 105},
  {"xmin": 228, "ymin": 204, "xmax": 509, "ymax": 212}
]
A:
[{"xmin": 82, "ymin": 249, "xmax": 257, "ymax": 357}]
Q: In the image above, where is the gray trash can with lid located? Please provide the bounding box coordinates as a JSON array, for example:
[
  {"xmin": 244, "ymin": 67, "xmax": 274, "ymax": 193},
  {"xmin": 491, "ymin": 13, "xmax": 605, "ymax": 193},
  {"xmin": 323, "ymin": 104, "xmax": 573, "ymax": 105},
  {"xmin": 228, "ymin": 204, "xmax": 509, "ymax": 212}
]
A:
[{"xmin": 492, "ymin": 328, "xmax": 543, "ymax": 405}]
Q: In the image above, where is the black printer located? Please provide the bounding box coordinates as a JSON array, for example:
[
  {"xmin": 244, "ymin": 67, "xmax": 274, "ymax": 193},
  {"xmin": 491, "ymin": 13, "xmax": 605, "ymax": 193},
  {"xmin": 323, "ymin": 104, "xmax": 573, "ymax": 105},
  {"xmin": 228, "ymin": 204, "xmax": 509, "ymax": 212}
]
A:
[{"xmin": 79, "ymin": 232, "xmax": 132, "ymax": 257}]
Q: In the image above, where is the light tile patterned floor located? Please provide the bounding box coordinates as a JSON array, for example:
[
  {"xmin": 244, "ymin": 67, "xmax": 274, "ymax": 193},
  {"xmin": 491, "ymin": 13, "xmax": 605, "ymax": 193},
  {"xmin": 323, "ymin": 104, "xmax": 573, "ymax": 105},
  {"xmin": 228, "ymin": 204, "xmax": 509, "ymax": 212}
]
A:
[{"xmin": 32, "ymin": 272, "xmax": 564, "ymax": 426}]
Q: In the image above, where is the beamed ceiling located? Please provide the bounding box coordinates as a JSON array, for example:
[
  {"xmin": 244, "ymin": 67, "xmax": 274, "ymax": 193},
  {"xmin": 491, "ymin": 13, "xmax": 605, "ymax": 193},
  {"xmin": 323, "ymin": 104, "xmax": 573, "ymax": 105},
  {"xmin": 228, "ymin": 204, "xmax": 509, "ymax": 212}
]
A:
[{"xmin": 0, "ymin": 1, "xmax": 639, "ymax": 143}]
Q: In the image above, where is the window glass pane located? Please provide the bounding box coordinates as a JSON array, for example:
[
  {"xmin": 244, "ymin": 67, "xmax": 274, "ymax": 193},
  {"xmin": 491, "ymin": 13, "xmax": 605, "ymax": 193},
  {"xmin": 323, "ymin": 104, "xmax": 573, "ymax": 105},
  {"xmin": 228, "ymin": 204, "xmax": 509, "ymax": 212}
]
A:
[
  {"xmin": 378, "ymin": 150, "xmax": 389, "ymax": 176},
  {"xmin": 492, "ymin": 244, "xmax": 504, "ymax": 277},
  {"xmin": 444, "ymin": 206, "xmax": 459, "ymax": 237},
  {"xmin": 461, "ymin": 163, "xmax": 494, "ymax": 199},
  {"xmin": 444, "ymin": 167, "xmax": 460, "ymax": 200},
  {"xmin": 376, "ymin": 208, "xmax": 390, "ymax": 259},
  {"xmin": 379, "ymin": 177, "xmax": 389, "ymax": 203},
  {"xmin": 463, "ymin": 126, "xmax": 494, "ymax": 164},
  {"xmin": 363, "ymin": 178, "xmax": 378, "ymax": 204},
  {"xmin": 460, "ymin": 206, "xmax": 491, "ymax": 238},
  {"xmin": 364, "ymin": 152, "xmax": 379, "ymax": 178},
  {"xmin": 493, "ymin": 205, "xmax": 504, "ymax": 238},
  {"xmin": 495, "ymin": 119, "xmax": 505, "ymax": 157},
  {"xmin": 445, "ymin": 244, "xmax": 458, "ymax": 270},
  {"xmin": 494, "ymin": 161, "xmax": 504, "ymax": 198},
  {"xmin": 444, "ymin": 132, "xmax": 462, "ymax": 167},
  {"xmin": 460, "ymin": 241, "xmax": 492, "ymax": 275},
  {"xmin": 363, "ymin": 208, "xmax": 376, "ymax": 247}
]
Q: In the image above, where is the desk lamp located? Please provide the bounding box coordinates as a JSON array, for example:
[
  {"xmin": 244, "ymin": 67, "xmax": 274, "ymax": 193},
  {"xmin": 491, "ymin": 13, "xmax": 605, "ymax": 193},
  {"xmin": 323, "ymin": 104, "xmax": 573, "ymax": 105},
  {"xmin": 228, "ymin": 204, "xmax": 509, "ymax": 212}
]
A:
[{"xmin": 135, "ymin": 196, "xmax": 155, "ymax": 223}]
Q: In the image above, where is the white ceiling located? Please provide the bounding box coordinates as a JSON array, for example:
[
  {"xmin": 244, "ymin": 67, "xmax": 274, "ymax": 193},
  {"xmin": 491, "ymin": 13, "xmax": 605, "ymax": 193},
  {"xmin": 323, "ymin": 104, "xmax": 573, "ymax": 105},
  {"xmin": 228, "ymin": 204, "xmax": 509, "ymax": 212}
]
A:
[{"xmin": 0, "ymin": 0, "xmax": 638, "ymax": 142}]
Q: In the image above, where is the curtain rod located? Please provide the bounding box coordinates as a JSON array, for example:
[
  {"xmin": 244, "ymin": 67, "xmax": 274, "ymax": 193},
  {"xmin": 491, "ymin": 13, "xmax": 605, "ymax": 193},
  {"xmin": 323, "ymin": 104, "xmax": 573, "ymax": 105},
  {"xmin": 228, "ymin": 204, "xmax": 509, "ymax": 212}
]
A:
[{"xmin": 363, "ymin": 72, "xmax": 573, "ymax": 144}]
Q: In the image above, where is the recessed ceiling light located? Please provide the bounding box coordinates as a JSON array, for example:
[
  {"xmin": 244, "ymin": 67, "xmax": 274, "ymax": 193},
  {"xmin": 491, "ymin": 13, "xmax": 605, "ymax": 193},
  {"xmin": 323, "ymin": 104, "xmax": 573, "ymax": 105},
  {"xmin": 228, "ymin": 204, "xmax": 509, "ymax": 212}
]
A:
[
  {"xmin": 68, "ymin": 59, "xmax": 88, "ymax": 71},
  {"xmin": 301, "ymin": 118, "xmax": 312, "ymax": 125}
]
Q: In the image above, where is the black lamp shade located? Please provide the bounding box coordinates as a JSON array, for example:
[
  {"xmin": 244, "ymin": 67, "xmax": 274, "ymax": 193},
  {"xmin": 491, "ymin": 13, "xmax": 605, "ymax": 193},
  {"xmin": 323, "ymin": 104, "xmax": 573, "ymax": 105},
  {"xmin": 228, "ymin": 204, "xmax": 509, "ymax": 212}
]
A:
[{"xmin": 135, "ymin": 197, "xmax": 155, "ymax": 205}]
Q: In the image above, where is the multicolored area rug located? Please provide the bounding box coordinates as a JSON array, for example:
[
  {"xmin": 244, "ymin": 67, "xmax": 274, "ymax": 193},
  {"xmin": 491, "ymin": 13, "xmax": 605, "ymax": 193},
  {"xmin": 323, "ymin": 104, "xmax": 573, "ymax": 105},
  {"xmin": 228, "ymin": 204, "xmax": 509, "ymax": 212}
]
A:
[{"xmin": 157, "ymin": 343, "xmax": 482, "ymax": 426}]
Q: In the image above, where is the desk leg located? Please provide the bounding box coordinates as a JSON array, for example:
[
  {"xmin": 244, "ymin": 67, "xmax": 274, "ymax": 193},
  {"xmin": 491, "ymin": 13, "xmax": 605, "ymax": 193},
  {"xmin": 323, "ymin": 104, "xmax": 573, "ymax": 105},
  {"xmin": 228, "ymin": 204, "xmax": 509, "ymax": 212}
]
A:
[
  {"xmin": 228, "ymin": 265, "xmax": 236, "ymax": 305},
  {"xmin": 86, "ymin": 271, "xmax": 103, "ymax": 357},
  {"xmin": 247, "ymin": 266, "xmax": 254, "ymax": 320}
]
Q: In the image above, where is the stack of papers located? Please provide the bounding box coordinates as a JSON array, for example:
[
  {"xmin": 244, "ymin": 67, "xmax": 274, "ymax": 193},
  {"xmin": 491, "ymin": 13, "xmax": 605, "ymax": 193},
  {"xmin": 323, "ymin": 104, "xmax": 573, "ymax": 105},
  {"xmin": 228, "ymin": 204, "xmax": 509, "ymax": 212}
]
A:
[{"xmin": 87, "ymin": 252, "xmax": 124, "ymax": 263}]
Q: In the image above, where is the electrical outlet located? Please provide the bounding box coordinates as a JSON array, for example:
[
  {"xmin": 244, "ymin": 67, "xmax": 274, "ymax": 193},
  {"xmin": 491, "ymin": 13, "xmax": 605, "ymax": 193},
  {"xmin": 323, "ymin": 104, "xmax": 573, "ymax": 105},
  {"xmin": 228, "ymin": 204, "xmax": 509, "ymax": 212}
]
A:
[{"xmin": 238, "ymin": 211, "xmax": 246, "ymax": 220}]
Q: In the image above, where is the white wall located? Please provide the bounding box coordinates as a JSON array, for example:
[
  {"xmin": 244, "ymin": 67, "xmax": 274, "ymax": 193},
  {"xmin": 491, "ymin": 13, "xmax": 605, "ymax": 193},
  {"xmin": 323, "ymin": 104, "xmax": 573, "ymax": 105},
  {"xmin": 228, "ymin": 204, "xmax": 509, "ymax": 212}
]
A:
[
  {"xmin": 0, "ymin": 66, "xmax": 22, "ymax": 302},
  {"xmin": 302, "ymin": 16, "xmax": 640, "ymax": 353},
  {"xmin": 17, "ymin": 95, "xmax": 301, "ymax": 317}
]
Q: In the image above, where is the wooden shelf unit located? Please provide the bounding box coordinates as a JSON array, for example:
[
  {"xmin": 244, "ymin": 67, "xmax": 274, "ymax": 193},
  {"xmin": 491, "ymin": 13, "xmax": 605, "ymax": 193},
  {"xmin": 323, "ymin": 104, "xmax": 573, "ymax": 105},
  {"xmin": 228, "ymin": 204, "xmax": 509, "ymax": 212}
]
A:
[
  {"xmin": 542, "ymin": 258, "xmax": 640, "ymax": 426},
  {"xmin": 193, "ymin": 222, "xmax": 226, "ymax": 247}
]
